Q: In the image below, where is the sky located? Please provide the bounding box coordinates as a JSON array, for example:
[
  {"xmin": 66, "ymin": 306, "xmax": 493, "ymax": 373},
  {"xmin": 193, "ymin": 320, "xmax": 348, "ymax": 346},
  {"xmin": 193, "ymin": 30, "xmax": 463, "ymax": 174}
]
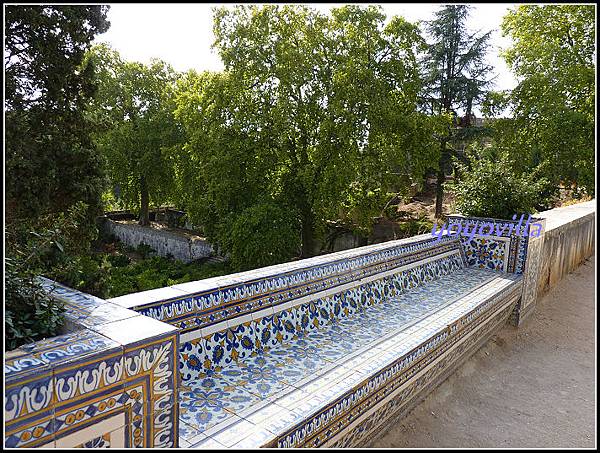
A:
[{"xmin": 95, "ymin": 3, "xmax": 519, "ymax": 92}]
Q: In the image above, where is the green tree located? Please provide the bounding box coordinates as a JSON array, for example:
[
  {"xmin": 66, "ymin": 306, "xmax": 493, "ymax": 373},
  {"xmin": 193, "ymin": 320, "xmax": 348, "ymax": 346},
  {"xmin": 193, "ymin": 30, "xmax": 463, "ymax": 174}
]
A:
[
  {"xmin": 421, "ymin": 5, "xmax": 493, "ymax": 217},
  {"xmin": 86, "ymin": 45, "xmax": 183, "ymax": 225},
  {"xmin": 5, "ymin": 5, "xmax": 110, "ymax": 222},
  {"xmin": 498, "ymin": 4, "xmax": 595, "ymax": 196},
  {"xmin": 451, "ymin": 147, "xmax": 554, "ymax": 219},
  {"xmin": 175, "ymin": 5, "xmax": 435, "ymax": 266},
  {"xmin": 5, "ymin": 6, "xmax": 110, "ymax": 348}
]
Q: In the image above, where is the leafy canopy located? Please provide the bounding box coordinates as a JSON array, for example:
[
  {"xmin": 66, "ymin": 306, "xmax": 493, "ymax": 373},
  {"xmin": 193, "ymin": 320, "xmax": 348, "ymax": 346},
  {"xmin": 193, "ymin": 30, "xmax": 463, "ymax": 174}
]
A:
[
  {"xmin": 498, "ymin": 4, "xmax": 595, "ymax": 195},
  {"xmin": 86, "ymin": 44, "xmax": 183, "ymax": 223},
  {"xmin": 5, "ymin": 6, "xmax": 110, "ymax": 221},
  {"xmin": 174, "ymin": 5, "xmax": 436, "ymax": 267}
]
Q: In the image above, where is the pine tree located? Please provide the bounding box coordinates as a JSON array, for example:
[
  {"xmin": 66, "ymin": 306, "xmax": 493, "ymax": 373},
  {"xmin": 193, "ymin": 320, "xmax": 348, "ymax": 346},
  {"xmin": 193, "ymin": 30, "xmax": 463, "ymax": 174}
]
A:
[{"xmin": 421, "ymin": 5, "xmax": 493, "ymax": 217}]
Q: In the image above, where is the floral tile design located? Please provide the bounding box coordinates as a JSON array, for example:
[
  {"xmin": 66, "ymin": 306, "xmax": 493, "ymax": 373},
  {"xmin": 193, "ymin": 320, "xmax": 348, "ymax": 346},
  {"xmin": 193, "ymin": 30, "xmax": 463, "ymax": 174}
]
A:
[
  {"xmin": 179, "ymin": 376, "xmax": 260, "ymax": 433},
  {"xmin": 178, "ymin": 262, "xmax": 507, "ymax": 444}
]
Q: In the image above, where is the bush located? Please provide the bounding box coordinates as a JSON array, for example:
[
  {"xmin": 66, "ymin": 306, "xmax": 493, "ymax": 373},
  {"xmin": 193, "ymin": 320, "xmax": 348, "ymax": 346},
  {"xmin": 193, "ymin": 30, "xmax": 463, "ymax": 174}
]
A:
[
  {"xmin": 4, "ymin": 202, "xmax": 96, "ymax": 350},
  {"xmin": 397, "ymin": 217, "xmax": 434, "ymax": 238},
  {"xmin": 5, "ymin": 258, "xmax": 65, "ymax": 351},
  {"xmin": 223, "ymin": 202, "xmax": 301, "ymax": 271},
  {"xmin": 451, "ymin": 150, "xmax": 555, "ymax": 219}
]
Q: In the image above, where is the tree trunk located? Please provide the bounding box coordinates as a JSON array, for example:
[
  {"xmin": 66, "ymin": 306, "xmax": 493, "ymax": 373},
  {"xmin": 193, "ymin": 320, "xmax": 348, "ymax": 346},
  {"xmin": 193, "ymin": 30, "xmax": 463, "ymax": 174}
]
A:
[
  {"xmin": 300, "ymin": 209, "xmax": 315, "ymax": 258},
  {"xmin": 435, "ymin": 141, "xmax": 447, "ymax": 219},
  {"xmin": 139, "ymin": 175, "xmax": 150, "ymax": 226}
]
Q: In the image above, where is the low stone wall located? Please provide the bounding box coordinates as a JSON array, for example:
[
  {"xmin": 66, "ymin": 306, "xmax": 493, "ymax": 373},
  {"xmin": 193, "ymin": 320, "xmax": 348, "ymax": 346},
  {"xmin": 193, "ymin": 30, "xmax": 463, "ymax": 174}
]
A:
[
  {"xmin": 100, "ymin": 217, "xmax": 213, "ymax": 263},
  {"xmin": 535, "ymin": 200, "xmax": 595, "ymax": 296}
]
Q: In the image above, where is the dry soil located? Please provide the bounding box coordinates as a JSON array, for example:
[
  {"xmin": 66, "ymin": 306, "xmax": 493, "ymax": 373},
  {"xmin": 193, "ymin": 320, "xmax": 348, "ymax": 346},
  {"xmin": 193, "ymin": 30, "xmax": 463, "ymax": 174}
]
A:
[{"xmin": 371, "ymin": 256, "xmax": 596, "ymax": 448}]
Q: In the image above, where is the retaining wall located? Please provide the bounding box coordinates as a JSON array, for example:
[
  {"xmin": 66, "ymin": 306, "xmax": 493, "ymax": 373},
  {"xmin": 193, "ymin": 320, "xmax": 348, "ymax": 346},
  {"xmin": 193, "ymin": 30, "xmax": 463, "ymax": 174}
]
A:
[{"xmin": 100, "ymin": 217, "xmax": 213, "ymax": 263}]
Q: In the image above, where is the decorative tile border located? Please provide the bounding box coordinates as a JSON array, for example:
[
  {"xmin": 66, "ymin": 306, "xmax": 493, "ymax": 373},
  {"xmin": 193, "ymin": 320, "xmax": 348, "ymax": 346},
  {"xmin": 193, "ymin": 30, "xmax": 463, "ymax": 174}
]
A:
[
  {"xmin": 121, "ymin": 236, "xmax": 463, "ymax": 334},
  {"xmin": 446, "ymin": 215, "xmax": 542, "ymax": 275},
  {"xmin": 512, "ymin": 218, "xmax": 547, "ymax": 325},
  {"xmin": 178, "ymin": 251, "xmax": 466, "ymax": 379},
  {"xmin": 268, "ymin": 281, "xmax": 523, "ymax": 447},
  {"xmin": 4, "ymin": 282, "xmax": 180, "ymax": 448}
]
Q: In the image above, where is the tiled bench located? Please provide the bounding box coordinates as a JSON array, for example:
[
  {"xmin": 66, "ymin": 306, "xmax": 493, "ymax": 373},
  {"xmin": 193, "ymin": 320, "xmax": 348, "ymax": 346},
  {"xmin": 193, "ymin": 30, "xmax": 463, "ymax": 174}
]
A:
[
  {"xmin": 177, "ymin": 267, "xmax": 521, "ymax": 448},
  {"xmin": 105, "ymin": 217, "xmax": 544, "ymax": 448}
]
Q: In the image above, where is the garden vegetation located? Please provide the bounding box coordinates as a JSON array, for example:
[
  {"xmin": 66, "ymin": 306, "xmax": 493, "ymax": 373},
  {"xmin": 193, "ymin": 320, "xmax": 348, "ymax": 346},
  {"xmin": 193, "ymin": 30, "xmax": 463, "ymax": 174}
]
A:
[{"xmin": 4, "ymin": 4, "xmax": 595, "ymax": 349}]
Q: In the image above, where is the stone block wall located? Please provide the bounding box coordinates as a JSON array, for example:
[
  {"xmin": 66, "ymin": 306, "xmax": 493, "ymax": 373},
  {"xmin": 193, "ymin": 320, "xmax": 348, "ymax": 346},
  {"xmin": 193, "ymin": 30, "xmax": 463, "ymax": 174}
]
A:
[{"xmin": 100, "ymin": 218, "xmax": 213, "ymax": 263}]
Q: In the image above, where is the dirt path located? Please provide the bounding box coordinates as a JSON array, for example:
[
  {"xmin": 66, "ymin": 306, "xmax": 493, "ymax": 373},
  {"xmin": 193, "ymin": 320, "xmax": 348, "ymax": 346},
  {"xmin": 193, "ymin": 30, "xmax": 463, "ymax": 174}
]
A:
[{"xmin": 371, "ymin": 256, "xmax": 596, "ymax": 448}]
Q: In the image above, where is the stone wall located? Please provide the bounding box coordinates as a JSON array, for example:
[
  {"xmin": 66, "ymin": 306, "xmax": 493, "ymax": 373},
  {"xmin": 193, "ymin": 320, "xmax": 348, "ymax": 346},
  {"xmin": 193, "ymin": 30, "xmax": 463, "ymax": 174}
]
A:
[
  {"xmin": 535, "ymin": 200, "xmax": 595, "ymax": 296},
  {"xmin": 100, "ymin": 217, "xmax": 213, "ymax": 263}
]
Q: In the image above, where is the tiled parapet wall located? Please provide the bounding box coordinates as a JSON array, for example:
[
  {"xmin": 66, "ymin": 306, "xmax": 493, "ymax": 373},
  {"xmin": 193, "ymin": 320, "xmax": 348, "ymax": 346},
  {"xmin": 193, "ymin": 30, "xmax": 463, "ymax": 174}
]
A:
[
  {"xmin": 109, "ymin": 234, "xmax": 465, "ymax": 333},
  {"xmin": 445, "ymin": 215, "xmax": 546, "ymax": 325},
  {"xmin": 4, "ymin": 280, "xmax": 180, "ymax": 448},
  {"xmin": 106, "ymin": 235, "xmax": 466, "ymax": 374}
]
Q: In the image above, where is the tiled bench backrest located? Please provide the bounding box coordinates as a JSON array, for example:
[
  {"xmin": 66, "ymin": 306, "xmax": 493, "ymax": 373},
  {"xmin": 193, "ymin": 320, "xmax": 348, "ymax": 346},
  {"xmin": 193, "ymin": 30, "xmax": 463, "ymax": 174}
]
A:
[
  {"xmin": 111, "ymin": 234, "xmax": 468, "ymax": 380},
  {"xmin": 444, "ymin": 215, "xmax": 547, "ymax": 325},
  {"xmin": 445, "ymin": 215, "xmax": 544, "ymax": 273}
]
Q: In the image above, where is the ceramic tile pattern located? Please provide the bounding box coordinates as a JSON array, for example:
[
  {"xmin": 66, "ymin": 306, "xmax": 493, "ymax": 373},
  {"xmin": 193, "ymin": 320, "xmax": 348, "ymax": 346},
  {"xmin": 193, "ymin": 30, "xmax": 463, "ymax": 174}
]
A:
[
  {"xmin": 166, "ymin": 217, "xmax": 539, "ymax": 447},
  {"xmin": 5, "ymin": 282, "xmax": 180, "ymax": 448},
  {"xmin": 5, "ymin": 215, "xmax": 546, "ymax": 449},
  {"xmin": 177, "ymin": 263, "xmax": 522, "ymax": 448}
]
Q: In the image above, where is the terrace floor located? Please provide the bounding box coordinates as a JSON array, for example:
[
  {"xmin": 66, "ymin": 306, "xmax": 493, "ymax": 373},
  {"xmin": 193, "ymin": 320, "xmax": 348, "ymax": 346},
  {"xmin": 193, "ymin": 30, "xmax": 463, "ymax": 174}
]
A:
[
  {"xmin": 371, "ymin": 256, "xmax": 596, "ymax": 448},
  {"xmin": 177, "ymin": 266, "xmax": 519, "ymax": 447}
]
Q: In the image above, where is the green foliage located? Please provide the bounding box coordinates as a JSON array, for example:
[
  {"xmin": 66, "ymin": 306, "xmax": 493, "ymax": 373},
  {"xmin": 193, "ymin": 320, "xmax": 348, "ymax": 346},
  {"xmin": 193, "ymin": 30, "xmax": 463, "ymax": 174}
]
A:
[
  {"xmin": 421, "ymin": 5, "xmax": 494, "ymax": 217},
  {"xmin": 86, "ymin": 45, "xmax": 183, "ymax": 225},
  {"xmin": 5, "ymin": 5, "xmax": 110, "ymax": 222},
  {"xmin": 5, "ymin": 6, "xmax": 110, "ymax": 349},
  {"xmin": 498, "ymin": 4, "xmax": 595, "ymax": 196},
  {"xmin": 422, "ymin": 5, "xmax": 493, "ymax": 115},
  {"xmin": 135, "ymin": 243, "xmax": 156, "ymax": 260},
  {"xmin": 451, "ymin": 149, "xmax": 555, "ymax": 219},
  {"xmin": 5, "ymin": 202, "xmax": 98, "ymax": 350},
  {"xmin": 175, "ymin": 5, "xmax": 435, "ymax": 265},
  {"xmin": 397, "ymin": 217, "xmax": 435, "ymax": 238},
  {"xmin": 59, "ymin": 249, "xmax": 232, "ymax": 299},
  {"xmin": 224, "ymin": 203, "xmax": 301, "ymax": 271},
  {"xmin": 5, "ymin": 260, "xmax": 65, "ymax": 351}
]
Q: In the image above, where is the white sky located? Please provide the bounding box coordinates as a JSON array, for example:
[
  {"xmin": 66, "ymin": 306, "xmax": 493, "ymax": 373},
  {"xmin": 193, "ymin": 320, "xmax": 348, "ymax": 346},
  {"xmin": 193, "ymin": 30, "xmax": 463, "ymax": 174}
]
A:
[{"xmin": 95, "ymin": 3, "xmax": 518, "ymax": 92}]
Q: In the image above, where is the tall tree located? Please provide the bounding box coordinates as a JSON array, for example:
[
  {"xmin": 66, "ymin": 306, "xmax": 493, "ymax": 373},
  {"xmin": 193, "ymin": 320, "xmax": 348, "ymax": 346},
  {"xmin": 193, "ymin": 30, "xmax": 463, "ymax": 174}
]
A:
[
  {"xmin": 86, "ymin": 45, "xmax": 183, "ymax": 225},
  {"xmin": 5, "ymin": 6, "xmax": 110, "ymax": 349},
  {"xmin": 421, "ymin": 5, "xmax": 493, "ymax": 217},
  {"xmin": 5, "ymin": 5, "xmax": 110, "ymax": 221},
  {"xmin": 185, "ymin": 4, "xmax": 433, "ymax": 262},
  {"xmin": 498, "ymin": 4, "xmax": 595, "ymax": 196}
]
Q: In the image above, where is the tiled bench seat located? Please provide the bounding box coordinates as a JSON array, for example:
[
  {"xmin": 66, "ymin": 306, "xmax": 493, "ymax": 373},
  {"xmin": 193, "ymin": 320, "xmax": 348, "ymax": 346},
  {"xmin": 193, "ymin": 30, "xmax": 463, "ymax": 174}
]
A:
[
  {"xmin": 178, "ymin": 267, "xmax": 522, "ymax": 448},
  {"xmin": 4, "ymin": 216, "xmax": 547, "ymax": 448}
]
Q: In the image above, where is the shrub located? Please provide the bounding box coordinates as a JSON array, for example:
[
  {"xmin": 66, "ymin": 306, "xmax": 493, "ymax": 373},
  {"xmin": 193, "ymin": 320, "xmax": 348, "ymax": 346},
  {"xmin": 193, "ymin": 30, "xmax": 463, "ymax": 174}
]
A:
[
  {"xmin": 451, "ymin": 150, "xmax": 555, "ymax": 219},
  {"xmin": 397, "ymin": 217, "xmax": 435, "ymax": 238},
  {"xmin": 223, "ymin": 202, "xmax": 301, "ymax": 271},
  {"xmin": 5, "ymin": 257, "xmax": 65, "ymax": 351}
]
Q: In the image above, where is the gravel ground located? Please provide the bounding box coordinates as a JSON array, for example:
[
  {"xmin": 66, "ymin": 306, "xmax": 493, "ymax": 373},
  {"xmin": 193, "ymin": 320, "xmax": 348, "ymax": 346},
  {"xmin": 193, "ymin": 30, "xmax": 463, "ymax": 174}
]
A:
[{"xmin": 371, "ymin": 256, "xmax": 596, "ymax": 448}]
